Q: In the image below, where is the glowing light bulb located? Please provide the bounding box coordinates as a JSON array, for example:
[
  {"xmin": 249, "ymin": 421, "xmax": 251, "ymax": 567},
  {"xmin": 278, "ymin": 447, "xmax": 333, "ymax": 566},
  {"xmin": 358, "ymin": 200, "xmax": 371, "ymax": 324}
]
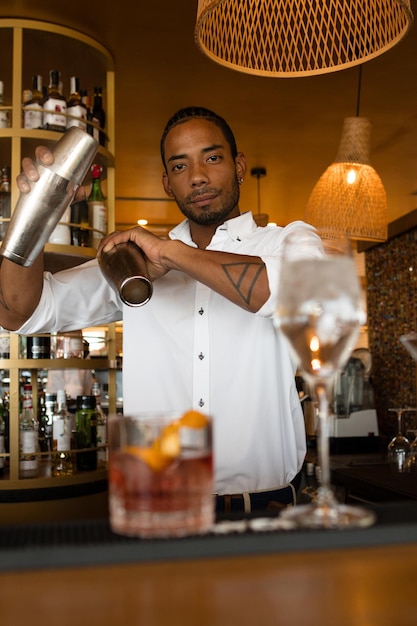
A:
[
  {"xmin": 310, "ymin": 336, "xmax": 320, "ymax": 352},
  {"xmin": 137, "ymin": 218, "xmax": 148, "ymax": 226},
  {"xmin": 346, "ymin": 169, "xmax": 357, "ymax": 185}
]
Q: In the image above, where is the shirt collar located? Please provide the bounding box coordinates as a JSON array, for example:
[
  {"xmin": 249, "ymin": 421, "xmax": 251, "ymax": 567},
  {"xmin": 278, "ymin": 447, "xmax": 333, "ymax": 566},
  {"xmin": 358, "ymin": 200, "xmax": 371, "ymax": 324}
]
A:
[{"xmin": 169, "ymin": 211, "xmax": 258, "ymax": 245}]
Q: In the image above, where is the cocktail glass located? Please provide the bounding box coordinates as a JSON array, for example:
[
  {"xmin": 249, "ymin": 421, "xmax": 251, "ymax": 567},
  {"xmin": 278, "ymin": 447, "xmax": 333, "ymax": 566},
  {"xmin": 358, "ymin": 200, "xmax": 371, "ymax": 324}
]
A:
[{"xmin": 108, "ymin": 410, "xmax": 214, "ymax": 538}]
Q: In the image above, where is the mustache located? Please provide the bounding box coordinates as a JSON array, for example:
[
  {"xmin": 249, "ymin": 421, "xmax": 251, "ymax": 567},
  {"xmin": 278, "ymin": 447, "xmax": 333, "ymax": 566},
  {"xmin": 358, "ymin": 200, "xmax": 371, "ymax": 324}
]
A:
[{"xmin": 186, "ymin": 188, "xmax": 219, "ymax": 202}]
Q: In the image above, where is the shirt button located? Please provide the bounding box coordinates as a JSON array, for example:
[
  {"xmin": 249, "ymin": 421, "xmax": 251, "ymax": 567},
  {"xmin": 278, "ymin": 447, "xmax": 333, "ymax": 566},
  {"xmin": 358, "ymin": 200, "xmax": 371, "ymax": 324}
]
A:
[
  {"xmin": 199, "ymin": 399, "xmax": 205, "ymax": 407},
  {"xmin": 198, "ymin": 307, "xmax": 204, "ymax": 315},
  {"xmin": 198, "ymin": 352, "xmax": 204, "ymax": 360}
]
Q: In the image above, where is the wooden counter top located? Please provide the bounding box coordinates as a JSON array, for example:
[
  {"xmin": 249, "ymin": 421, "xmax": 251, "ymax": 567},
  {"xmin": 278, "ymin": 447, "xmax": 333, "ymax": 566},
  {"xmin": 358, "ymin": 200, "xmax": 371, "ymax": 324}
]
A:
[
  {"xmin": 0, "ymin": 498, "xmax": 416, "ymax": 624},
  {"xmin": 1, "ymin": 542, "xmax": 416, "ymax": 626}
]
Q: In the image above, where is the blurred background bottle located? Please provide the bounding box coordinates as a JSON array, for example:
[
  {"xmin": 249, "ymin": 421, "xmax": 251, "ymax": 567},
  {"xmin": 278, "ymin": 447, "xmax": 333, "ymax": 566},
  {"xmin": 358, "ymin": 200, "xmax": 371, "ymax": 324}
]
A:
[
  {"xmin": 70, "ymin": 190, "xmax": 91, "ymax": 247},
  {"xmin": 52, "ymin": 389, "xmax": 73, "ymax": 476},
  {"xmin": 91, "ymin": 86, "xmax": 106, "ymax": 146},
  {"xmin": 75, "ymin": 395, "xmax": 97, "ymax": 471},
  {"xmin": 92, "ymin": 380, "xmax": 107, "ymax": 467},
  {"xmin": 0, "ymin": 397, "xmax": 5, "ymax": 472},
  {"xmin": 43, "ymin": 69, "xmax": 67, "ymax": 132},
  {"xmin": 0, "ymin": 81, "xmax": 9, "ymax": 128},
  {"xmin": 19, "ymin": 383, "xmax": 39, "ymax": 477},
  {"xmin": 23, "ymin": 75, "xmax": 44, "ymax": 129},
  {"xmin": 88, "ymin": 164, "xmax": 107, "ymax": 249},
  {"xmin": 66, "ymin": 76, "xmax": 87, "ymax": 131},
  {"xmin": 0, "ymin": 165, "xmax": 11, "ymax": 242}
]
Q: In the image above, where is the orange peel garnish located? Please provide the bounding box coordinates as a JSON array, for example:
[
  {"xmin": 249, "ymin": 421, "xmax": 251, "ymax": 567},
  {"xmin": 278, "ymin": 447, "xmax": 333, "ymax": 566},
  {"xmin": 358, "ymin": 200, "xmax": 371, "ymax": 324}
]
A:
[
  {"xmin": 179, "ymin": 410, "xmax": 209, "ymax": 428},
  {"xmin": 123, "ymin": 410, "xmax": 209, "ymax": 471},
  {"xmin": 124, "ymin": 445, "xmax": 174, "ymax": 472}
]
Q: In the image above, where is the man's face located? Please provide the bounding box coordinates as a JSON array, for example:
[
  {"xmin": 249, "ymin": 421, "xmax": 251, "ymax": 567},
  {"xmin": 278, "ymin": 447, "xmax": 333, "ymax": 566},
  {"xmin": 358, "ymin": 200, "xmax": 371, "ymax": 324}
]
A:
[{"xmin": 162, "ymin": 118, "xmax": 245, "ymax": 226}]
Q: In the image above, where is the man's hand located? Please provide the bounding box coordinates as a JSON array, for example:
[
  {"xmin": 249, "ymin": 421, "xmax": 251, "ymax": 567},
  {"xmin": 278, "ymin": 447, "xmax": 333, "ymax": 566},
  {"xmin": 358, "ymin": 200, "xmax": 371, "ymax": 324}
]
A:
[
  {"xmin": 17, "ymin": 146, "xmax": 54, "ymax": 192},
  {"xmin": 98, "ymin": 226, "xmax": 172, "ymax": 282}
]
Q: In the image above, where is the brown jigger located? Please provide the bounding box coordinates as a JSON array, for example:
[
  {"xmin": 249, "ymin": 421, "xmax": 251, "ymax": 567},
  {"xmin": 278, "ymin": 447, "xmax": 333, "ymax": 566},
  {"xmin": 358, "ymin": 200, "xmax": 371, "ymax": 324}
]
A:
[{"xmin": 98, "ymin": 241, "xmax": 153, "ymax": 306}]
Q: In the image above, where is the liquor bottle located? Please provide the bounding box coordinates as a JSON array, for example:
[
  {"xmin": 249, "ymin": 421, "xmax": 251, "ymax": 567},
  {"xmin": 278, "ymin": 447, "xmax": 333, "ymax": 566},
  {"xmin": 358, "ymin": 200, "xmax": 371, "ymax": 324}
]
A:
[
  {"xmin": 81, "ymin": 90, "xmax": 93, "ymax": 136},
  {"xmin": 66, "ymin": 76, "xmax": 87, "ymax": 131},
  {"xmin": 38, "ymin": 389, "xmax": 52, "ymax": 454},
  {"xmin": 70, "ymin": 187, "xmax": 91, "ymax": 247},
  {"xmin": 88, "ymin": 164, "xmax": 107, "ymax": 249},
  {"xmin": 91, "ymin": 86, "xmax": 106, "ymax": 147},
  {"xmin": 92, "ymin": 381, "xmax": 107, "ymax": 467},
  {"xmin": 0, "ymin": 396, "xmax": 5, "ymax": 472},
  {"xmin": 23, "ymin": 75, "xmax": 44, "ymax": 130},
  {"xmin": 52, "ymin": 389, "xmax": 73, "ymax": 477},
  {"xmin": 19, "ymin": 383, "xmax": 39, "ymax": 477},
  {"xmin": 75, "ymin": 395, "xmax": 97, "ymax": 471},
  {"xmin": 2, "ymin": 391, "xmax": 9, "ymax": 454},
  {"xmin": 0, "ymin": 165, "xmax": 11, "ymax": 241},
  {"xmin": 43, "ymin": 70, "xmax": 67, "ymax": 132},
  {"xmin": 0, "ymin": 81, "xmax": 9, "ymax": 128}
]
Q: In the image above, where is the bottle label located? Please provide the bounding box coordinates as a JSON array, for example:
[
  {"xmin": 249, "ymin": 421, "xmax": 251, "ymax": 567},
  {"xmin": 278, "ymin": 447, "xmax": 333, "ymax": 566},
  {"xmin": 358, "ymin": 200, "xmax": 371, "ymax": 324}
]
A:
[
  {"xmin": 20, "ymin": 429, "xmax": 37, "ymax": 453},
  {"xmin": 90, "ymin": 201, "xmax": 107, "ymax": 248},
  {"xmin": 66, "ymin": 105, "xmax": 87, "ymax": 131},
  {"xmin": 53, "ymin": 417, "xmax": 72, "ymax": 451},
  {"xmin": 43, "ymin": 97, "xmax": 67, "ymax": 129},
  {"xmin": 23, "ymin": 103, "xmax": 43, "ymax": 129}
]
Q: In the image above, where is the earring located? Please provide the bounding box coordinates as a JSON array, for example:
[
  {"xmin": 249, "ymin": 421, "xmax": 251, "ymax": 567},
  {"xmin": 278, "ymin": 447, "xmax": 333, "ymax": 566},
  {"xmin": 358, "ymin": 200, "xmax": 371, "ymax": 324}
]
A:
[{"xmin": 238, "ymin": 178, "xmax": 243, "ymax": 185}]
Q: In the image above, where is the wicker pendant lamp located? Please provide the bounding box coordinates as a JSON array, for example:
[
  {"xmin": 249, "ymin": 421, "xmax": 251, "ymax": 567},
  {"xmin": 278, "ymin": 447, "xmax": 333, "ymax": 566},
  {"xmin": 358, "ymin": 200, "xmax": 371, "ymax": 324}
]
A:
[
  {"xmin": 304, "ymin": 116, "xmax": 388, "ymax": 242},
  {"xmin": 195, "ymin": 0, "xmax": 413, "ymax": 77}
]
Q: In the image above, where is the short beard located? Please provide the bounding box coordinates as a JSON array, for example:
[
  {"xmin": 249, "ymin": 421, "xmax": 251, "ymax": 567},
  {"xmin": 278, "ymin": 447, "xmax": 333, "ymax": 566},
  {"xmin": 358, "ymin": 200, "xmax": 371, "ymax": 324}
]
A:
[{"xmin": 174, "ymin": 177, "xmax": 240, "ymax": 226}]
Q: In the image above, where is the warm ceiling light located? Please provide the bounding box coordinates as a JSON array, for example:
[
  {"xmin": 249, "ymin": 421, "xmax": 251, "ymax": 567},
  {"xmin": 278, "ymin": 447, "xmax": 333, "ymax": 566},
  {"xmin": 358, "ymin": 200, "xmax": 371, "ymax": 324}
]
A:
[
  {"xmin": 195, "ymin": 0, "xmax": 413, "ymax": 77},
  {"xmin": 304, "ymin": 116, "xmax": 388, "ymax": 242},
  {"xmin": 137, "ymin": 219, "xmax": 148, "ymax": 226}
]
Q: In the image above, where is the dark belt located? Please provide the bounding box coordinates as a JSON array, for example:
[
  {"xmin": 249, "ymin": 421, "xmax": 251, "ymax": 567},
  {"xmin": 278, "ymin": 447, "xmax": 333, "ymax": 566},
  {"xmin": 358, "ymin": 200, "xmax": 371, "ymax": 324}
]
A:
[{"xmin": 215, "ymin": 484, "xmax": 295, "ymax": 514}]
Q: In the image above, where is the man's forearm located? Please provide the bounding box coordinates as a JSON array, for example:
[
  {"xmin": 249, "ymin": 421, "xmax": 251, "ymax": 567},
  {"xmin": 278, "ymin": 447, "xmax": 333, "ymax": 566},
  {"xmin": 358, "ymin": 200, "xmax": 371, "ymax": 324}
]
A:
[
  {"xmin": 163, "ymin": 241, "xmax": 270, "ymax": 313},
  {"xmin": 0, "ymin": 254, "xmax": 44, "ymax": 330}
]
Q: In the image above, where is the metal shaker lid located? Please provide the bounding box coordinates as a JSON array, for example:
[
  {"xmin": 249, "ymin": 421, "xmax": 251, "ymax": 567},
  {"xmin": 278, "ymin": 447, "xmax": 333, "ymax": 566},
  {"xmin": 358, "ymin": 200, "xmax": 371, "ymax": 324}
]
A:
[{"xmin": 49, "ymin": 127, "xmax": 99, "ymax": 185}]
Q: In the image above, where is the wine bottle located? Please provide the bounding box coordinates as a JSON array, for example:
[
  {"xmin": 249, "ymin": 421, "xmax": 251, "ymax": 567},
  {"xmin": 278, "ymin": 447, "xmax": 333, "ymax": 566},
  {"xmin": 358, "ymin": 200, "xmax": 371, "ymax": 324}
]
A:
[
  {"xmin": 2, "ymin": 391, "xmax": 9, "ymax": 455},
  {"xmin": 19, "ymin": 383, "xmax": 39, "ymax": 477},
  {"xmin": 75, "ymin": 395, "xmax": 97, "ymax": 471},
  {"xmin": 52, "ymin": 389, "xmax": 73, "ymax": 476},
  {"xmin": 0, "ymin": 165, "xmax": 11, "ymax": 242},
  {"xmin": 38, "ymin": 390, "xmax": 51, "ymax": 454},
  {"xmin": 43, "ymin": 70, "xmax": 67, "ymax": 132},
  {"xmin": 70, "ymin": 187, "xmax": 91, "ymax": 247},
  {"xmin": 0, "ymin": 81, "xmax": 9, "ymax": 128},
  {"xmin": 92, "ymin": 381, "xmax": 107, "ymax": 467},
  {"xmin": 0, "ymin": 396, "xmax": 5, "ymax": 472},
  {"xmin": 23, "ymin": 75, "xmax": 44, "ymax": 130},
  {"xmin": 81, "ymin": 90, "xmax": 93, "ymax": 137},
  {"xmin": 88, "ymin": 164, "xmax": 107, "ymax": 249},
  {"xmin": 91, "ymin": 86, "xmax": 106, "ymax": 147},
  {"xmin": 66, "ymin": 76, "xmax": 87, "ymax": 131}
]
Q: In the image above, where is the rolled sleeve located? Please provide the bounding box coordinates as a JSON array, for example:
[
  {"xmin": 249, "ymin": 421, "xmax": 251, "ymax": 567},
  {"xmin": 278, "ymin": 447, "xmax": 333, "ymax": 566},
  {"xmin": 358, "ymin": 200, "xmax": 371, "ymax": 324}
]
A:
[{"xmin": 16, "ymin": 259, "xmax": 122, "ymax": 334}]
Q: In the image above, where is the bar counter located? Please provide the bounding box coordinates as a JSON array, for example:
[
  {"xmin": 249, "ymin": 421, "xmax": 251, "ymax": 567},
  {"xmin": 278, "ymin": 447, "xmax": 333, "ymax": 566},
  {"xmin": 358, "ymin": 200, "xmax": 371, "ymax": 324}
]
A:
[{"xmin": 1, "ymin": 500, "xmax": 417, "ymax": 625}]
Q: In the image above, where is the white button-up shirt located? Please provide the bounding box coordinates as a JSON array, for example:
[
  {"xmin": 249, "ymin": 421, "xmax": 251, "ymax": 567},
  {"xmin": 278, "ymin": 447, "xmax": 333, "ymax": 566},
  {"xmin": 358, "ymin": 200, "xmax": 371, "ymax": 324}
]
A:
[{"xmin": 17, "ymin": 213, "xmax": 321, "ymax": 494}]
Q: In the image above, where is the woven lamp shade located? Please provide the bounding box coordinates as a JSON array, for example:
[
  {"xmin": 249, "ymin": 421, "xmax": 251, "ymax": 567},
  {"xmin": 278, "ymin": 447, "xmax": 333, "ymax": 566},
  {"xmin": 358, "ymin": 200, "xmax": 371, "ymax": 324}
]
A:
[
  {"xmin": 304, "ymin": 117, "xmax": 388, "ymax": 242},
  {"xmin": 195, "ymin": 0, "xmax": 413, "ymax": 77}
]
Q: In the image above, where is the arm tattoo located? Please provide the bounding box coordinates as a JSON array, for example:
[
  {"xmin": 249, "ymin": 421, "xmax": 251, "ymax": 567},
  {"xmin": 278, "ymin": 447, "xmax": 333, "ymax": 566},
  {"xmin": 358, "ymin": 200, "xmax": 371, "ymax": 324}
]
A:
[{"xmin": 222, "ymin": 261, "xmax": 264, "ymax": 305}]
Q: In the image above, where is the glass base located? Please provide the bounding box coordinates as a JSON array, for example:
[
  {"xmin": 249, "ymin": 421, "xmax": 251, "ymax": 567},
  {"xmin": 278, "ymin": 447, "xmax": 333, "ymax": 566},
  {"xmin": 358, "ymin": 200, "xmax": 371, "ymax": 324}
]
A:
[{"xmin": 279, "ymin": 503, "xmax": 376, "ymax": 530}]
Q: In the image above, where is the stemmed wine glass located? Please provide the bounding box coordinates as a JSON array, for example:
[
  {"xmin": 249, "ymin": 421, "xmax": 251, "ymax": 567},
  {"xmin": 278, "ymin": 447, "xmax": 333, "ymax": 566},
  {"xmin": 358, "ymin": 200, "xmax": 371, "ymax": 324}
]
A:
[
  {"xmin": 274, "ymin": 232, "xmax": 376, "ymax": 529},
  {"xmin": 387, "ymin": 408, "xmax": 415, "ymax": 472}
]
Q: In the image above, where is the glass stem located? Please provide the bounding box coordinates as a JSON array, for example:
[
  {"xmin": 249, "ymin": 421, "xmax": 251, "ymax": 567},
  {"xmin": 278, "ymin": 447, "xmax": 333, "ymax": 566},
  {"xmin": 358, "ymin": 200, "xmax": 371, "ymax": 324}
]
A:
[
  {"xmin": 314, "ymin": 381, "xmax": 336, "ymax": 505},
  {"xmin": 397, "ymin": 411, "xmax": 403, "ymax": 436}
]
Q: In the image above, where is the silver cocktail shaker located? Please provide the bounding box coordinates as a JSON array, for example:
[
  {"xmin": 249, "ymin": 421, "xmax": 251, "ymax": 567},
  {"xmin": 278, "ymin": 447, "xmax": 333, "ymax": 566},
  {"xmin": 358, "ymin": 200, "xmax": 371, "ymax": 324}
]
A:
[
  {"xmin": 0, "ymin": 127, "xmax": 98, "ymax": 267},
  {"xmin": 98, "ymin": 241, "xmax": 153, "ymax": 306}
]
